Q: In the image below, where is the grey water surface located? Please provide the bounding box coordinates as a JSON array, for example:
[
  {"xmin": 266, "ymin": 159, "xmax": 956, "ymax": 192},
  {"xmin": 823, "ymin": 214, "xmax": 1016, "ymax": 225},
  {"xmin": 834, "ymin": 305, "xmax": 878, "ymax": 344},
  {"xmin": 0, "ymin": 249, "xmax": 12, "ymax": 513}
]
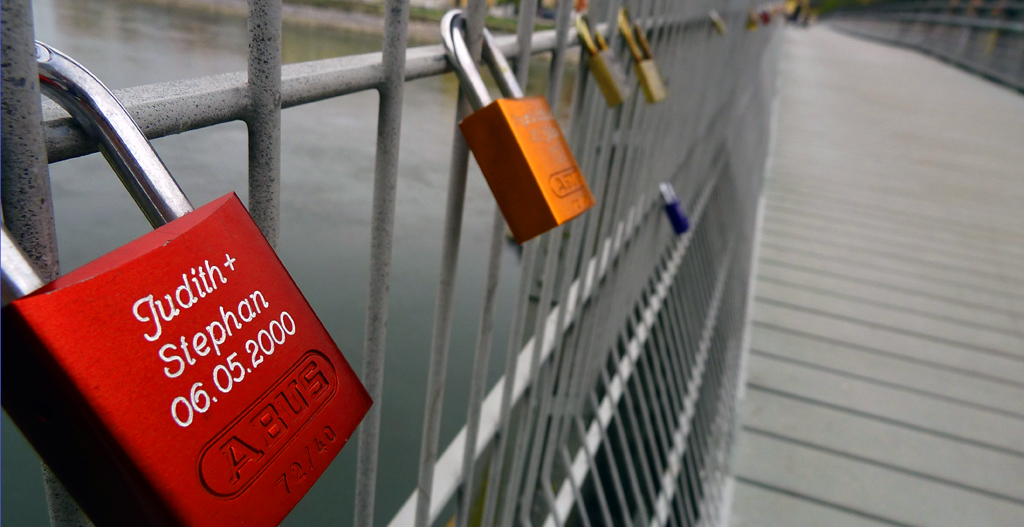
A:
[{"xmin": 2, "ymin": 0, "xmax": 573, "ymax": 524}]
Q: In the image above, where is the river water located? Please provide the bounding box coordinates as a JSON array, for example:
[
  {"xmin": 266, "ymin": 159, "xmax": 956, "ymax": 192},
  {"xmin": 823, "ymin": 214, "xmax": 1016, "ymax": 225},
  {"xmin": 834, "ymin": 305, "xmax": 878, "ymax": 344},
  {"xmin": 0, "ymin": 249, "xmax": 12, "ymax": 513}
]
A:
[{"xmin": 1, "ymin": 0, "xmax": 575, "ymax": 524}]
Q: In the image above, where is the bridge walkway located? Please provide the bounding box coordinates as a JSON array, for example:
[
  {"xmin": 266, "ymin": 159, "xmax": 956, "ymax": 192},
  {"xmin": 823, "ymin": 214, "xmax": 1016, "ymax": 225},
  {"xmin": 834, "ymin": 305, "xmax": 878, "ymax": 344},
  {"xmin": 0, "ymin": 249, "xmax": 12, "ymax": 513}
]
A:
[{"xmin": 727, "ymin": 25, "xmax": 1024, "ymax": 527}]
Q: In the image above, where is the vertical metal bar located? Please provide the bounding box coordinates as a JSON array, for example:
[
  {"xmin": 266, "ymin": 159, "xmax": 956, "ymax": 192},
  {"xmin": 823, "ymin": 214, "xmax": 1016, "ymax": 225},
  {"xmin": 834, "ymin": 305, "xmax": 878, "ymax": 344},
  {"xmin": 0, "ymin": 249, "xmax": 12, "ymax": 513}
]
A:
[
  {"xmin": 572, "ymin": 27, "xmax": 637, "ymax": 412},
  {"xmin": 684, "ymin": 214, "xmax": 718, "ymax": 523},
  {"xmin": 454, "ymin": 206, "xmax": 505, "ymax": 527},
  {"xmin": 413, "ymin": 97, "xmax": 471, "ymax": 527},
  {"xmin": 353, "ymin": 0, "xmax": 411, "ymax": 525},
  {"xmin": 576, "ymin": 411, "xmax": 635, "ymax": 527},
  {"xmin": 42, "ymin": 466, "xmax": 93, "ymax": 527},
  {"xmin": 534, "ymin": 217, "xmax": 609, "ymax": 526},
  {"xmin": 501, "ymin": 366, "xmax": 543, "ymax": 527},
  {"xmin": 478, "ymin": 0, "xmax": 567, "ymax": 520},
  {"xmin": 414, "ymin": 2, "xmax": 486, "ymax": 526},
  {"xmin": 508, "ymin": 1, "xmax": 610, "ymax": 520},
  {"xmin": 602, "ymin": 340, "xmax": 662, "ymax": 518},
  {"xmin": 691, "ymin": 230, "xmax": 733, "ymax": 522},
  {"xmin": 479, "ymin": 240, "xmax": 539, "ymax": 527},
  {"xmin": 663, "ymin": 179, "xmax": 722, "ymax": 526},
  {"xmin": 506, "ymin": 231, "xmax": 568, "ymax": 527},
  {"xmin": 246, "ymin": 0, "xmax": 282, "ymax": 246},
  {"xmin": 577, "ymin": 291, "xmax": 654, "ymax": 525},
  {"xmin": 614, "ymin": 325, "xmax": 678, "ymax": 527},
  {"xmin": 1, "ymin": 0, "xmax": 59, "ymax": 281},
  {"xmin": 654, "ymin": 302, "xmax": 699, "ymax": 527},
  {"xmin": 536, "ymin": 5, "xmax": 641, "ymax": 513},
  {"xmin": 592, "ymin": 232, "xmax": 669, "ymax": 525},
  {"xmin": 479, "ymin": 243, "xmax": 540, "ymax": 527},
  {"xmin": 646, "ymin": 289, "xmax": 695, "ymax": 526},
  {"xmin": 546, "ymin": 0, "xmax": 575, "ymax": 105},
  {"xmin": 564, "ymin": 7, "xmax": 684, "ymax": 521},
  {"xmin": 570, "ymin": 182, "xmax": 652, "ymax": 524},
  {"xmin": 513, "ymin": 0, "xmax": 538, "ymax": 90},
  {"xmin": 635, "ymin": 295, "xmax": 686, "ymax": 527},
  {"xmin": 670, "ymin": 255, "xmax": 712, "ymax": 524},
  {"xmin": 1, "ymin": 2, "xmax": 81, "ymax": 525}
]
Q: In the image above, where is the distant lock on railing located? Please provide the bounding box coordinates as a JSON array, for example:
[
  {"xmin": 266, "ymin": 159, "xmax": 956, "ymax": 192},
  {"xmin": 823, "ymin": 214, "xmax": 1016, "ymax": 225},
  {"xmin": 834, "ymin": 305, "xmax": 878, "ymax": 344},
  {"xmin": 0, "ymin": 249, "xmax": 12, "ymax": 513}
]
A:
[
  {"xmin": 709, "ymin": 10, "xmax": 728, "ymax": 35},
  {"xmin": 442, "ymin": 10, "xmax": 595, "ymax": 244},
  {"xmin": 618, "ymin": 8, "xmax": 668, "ymax": 104},
  {"xmin": 747, "ymin": 10, "xmax": 761, "ymax": 31},
  {"xmin": 576, "ymin": 14, "xmax": 631, "ymax": 107},
  {"xmin": 1, "ymin": 42, "xmax": 370, "ymax": 527}
]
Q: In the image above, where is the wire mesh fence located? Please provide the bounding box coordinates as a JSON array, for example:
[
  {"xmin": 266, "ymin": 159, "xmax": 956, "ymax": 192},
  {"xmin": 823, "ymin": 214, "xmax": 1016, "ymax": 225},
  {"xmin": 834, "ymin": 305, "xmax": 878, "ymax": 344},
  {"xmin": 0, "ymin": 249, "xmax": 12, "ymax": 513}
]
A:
[{"xmin": 0, "ymin": 0, "xmax": 781, "ymax": 525}]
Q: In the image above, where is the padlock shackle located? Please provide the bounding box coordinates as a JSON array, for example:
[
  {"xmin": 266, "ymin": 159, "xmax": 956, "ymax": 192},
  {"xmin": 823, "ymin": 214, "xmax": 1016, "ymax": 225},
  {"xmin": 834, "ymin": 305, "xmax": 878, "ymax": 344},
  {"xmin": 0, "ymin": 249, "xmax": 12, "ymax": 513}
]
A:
[
  {"xmin": 575, "ymin": 15, "xmax": 599, "ymax": 55},
  {"xmin": 633, "ymin": 23, "xmax": 655, "ymax": 60},
  {"xmin": 481, "ymin": 27, "xmax": 524, "ymax": 99},
  {"xmin": 36, "ymin": 42, "xmax": 193, "ymax": 228},
  {"xmin": 659, "ymin": 182, "xmax": 679, "ymax": 204},
  {"xmin": 616, "ymin": 9, "xmax": 645, "ymax": 63},
  {"xmin": 441, "ymin": 10, "xmax": 493, "ymax": 110},
  {"xmin": 1, "ymin": 225, "xmax": 46, "ymax": 307},
  {"xmin": 441, "ymin": 10, "xmax": 524, "ymax": 110}
]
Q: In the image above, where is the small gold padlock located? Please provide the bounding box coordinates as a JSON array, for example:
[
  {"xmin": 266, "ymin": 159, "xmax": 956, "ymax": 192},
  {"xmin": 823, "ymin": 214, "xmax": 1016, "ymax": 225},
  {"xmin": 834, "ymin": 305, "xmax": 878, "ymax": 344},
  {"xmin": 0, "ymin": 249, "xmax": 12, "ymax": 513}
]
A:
[
  {"xmin": 442, "ymin": 10, "xmax": 595, "ymax": 244},
  {"xmin": 618, "ymin": 9, "xmax": 667, "ymax": 104},
  {"xmin": 575, "ymin": 15, "xmax": 630, "ymax": 107},
  {"xmin": 709, "ymin": 9, "xmax": 728, "ymax": 35},
  {"xmin": 746, "ymin": 10, "xmax": 759, "ymax": 31}
]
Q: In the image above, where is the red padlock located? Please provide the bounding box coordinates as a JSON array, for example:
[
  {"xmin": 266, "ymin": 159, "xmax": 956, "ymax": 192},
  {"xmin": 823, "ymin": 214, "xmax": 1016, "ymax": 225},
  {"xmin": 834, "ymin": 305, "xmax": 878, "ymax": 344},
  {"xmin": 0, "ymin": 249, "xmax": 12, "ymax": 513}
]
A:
[{"xmin": 1, "ymin": 42, "xmax": 370, "ymax": 526}]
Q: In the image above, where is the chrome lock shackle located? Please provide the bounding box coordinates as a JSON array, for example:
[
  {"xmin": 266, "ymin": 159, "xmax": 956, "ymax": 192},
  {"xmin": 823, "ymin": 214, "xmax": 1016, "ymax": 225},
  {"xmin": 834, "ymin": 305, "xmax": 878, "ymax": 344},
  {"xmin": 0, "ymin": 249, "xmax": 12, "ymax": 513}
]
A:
[
  {"xmin": 5, "ymin": 43, "xmax": 197, "ymax": 305},
  {"xmin": 659, "ymin": 182, "xmax": 679, "ymax": 205},
  {"xmin": 441, "ymin": 9, "xmax": 524, "ymax": 110},
  {"xmin": 36, "ymin": 41, "xmax": 193, "ymax": 228}
]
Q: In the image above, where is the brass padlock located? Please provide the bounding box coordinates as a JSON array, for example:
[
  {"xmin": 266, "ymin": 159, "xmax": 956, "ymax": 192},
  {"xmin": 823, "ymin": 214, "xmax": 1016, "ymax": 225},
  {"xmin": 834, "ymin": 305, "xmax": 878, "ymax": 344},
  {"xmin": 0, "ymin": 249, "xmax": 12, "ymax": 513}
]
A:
[
  {"xmin": 747, "ymin": 10, "xmax": 760, "ymax": 31},
  {"xmin": 617, "ymin": 9, "xmax": 667, "ymax": 104},
  {"xmin": 442, "ymin": 10, "xmax": 595, "ymax": 244},
  {"xmin": 575, "ymin": 14, "xmax": 630, "ymax": 107},
  {"xmin": 709, "ymin": 9, "xmax": 728, "ymax": 35}
]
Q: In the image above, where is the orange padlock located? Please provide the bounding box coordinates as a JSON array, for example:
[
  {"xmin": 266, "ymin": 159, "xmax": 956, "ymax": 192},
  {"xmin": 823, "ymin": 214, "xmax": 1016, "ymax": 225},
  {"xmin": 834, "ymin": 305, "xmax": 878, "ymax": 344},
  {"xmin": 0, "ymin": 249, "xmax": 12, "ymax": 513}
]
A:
[
  {"xmin": 442, "ymin": 10, "xmax": 595, "ymax": 244},
  {"xmin": 1, "ymin": 42, "xmax": 370, "ymax": 527}
]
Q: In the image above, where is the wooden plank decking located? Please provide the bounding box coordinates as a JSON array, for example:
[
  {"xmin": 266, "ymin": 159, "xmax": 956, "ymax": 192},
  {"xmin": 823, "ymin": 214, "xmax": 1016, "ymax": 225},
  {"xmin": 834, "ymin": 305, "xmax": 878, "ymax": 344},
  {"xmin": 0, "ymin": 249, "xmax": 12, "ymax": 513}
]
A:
[{"xmin": 727, "ymin": 25, "xmax": 1024, "ymax": 527}]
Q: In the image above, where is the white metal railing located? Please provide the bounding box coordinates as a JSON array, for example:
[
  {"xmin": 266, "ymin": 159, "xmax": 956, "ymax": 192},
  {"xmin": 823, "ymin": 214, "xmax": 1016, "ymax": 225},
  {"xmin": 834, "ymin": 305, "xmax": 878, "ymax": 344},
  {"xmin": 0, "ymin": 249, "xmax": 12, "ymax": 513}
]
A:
[
  {"xmin": 0, "ymin": 0, "xmax": 781, "ymax": 526},
  {"xmin": 829, "ymin": 0, "xmax": 1024, "ymax": 91}
]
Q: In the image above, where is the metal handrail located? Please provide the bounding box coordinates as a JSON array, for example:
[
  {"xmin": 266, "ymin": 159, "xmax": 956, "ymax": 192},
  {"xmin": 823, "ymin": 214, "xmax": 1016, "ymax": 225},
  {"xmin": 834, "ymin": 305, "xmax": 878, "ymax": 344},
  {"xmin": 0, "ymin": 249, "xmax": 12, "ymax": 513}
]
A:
[
  {"xmin": 829, "ymin": 0, "xmax": 1024, "ymax": 92},
  {"xmin": 40, "ymin": 16, "xmax": 720, "ymax": 164},
  {"xmin": 832, "ymin": 10, "xmax": 1024, "ymax": 33}
]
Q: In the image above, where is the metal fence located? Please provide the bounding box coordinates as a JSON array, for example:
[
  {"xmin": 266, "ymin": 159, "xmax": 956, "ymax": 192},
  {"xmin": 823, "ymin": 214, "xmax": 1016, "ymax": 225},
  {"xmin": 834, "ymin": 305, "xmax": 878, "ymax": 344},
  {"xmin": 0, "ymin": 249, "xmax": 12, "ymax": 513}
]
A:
[
  {"xmin": 0, "ymin": 0, "xmax": 781, "ymax": 525},
  {"xmin": 828, "ymin": 0, "xmax": 1024, "ymax": 92}
]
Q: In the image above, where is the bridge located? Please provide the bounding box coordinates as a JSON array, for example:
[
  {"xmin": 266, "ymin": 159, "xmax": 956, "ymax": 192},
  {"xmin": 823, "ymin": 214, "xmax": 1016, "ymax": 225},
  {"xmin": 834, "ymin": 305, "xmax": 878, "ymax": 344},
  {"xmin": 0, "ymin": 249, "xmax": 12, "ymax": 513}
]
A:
[
  {"xmin": 1, "ymin": 1, "xmax": 1022, "ymax": 526},
  {"xmin": 728, "ymin": 24, "xmax": 1024, "ymax": 527}
]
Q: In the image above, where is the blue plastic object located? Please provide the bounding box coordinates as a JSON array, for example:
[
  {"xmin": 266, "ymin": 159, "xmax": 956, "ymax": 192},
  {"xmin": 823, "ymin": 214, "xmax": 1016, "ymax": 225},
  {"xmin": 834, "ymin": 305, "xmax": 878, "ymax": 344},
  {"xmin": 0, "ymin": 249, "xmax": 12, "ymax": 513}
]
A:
[{"xmin": 660, "ymin": 182, "xmax": 689, "ymax": 234}]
